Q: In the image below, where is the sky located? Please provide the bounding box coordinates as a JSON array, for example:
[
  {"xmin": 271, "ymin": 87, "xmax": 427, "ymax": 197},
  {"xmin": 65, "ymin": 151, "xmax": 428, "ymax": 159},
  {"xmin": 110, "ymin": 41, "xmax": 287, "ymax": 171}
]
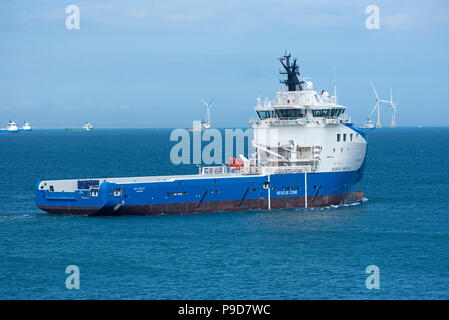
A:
[{"xmin": 0, "ymin": 0, "xmax": 448, "ymax": 128}]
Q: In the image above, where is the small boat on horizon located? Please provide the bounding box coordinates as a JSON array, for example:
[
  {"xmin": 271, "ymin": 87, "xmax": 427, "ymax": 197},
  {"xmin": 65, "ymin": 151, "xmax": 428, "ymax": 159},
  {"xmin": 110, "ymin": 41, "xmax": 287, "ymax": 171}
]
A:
[
  {"xmin": 66, "ymin": 122, "xmax": 94, "ymax": 132},
  {"xmin": 189, "ymin": 99, "xmax": 212, "ymax": 132},
  {"xmin": 362, "ymin": 119, "xmax": 375, "ymax": 130},
  {"xmin": 21, "ymin": 121, "xmax": 32, "ymax": 131}
]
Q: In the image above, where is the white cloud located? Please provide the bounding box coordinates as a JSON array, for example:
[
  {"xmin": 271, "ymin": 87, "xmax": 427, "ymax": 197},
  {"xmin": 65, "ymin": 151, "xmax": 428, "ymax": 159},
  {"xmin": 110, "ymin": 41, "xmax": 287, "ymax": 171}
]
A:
[{"xmin": 382, "ymin": 13, "xmax": 414, "ymax": 31}]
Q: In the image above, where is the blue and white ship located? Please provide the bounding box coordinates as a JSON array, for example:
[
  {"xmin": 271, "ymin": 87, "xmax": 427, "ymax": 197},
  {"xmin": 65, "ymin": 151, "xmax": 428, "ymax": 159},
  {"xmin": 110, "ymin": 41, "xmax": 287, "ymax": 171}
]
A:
[
  {"xmin": 0, "ymin": 120, "xmax": 19, "ymax": 133},
  {"xmin": 35, "ymin": 53, "xmax": 367, "ymax": 215},
  {"xmin": 21, "ymin": 121, "xmax": 32, "ymax": 131}
]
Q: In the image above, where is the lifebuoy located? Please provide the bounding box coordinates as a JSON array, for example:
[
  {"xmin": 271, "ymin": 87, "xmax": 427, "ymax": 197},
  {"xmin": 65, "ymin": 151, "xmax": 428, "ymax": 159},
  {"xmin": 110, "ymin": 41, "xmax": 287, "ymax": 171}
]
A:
[{"xmin": 228, "ymin": 158, "xmax": 244, "ymax": 168}]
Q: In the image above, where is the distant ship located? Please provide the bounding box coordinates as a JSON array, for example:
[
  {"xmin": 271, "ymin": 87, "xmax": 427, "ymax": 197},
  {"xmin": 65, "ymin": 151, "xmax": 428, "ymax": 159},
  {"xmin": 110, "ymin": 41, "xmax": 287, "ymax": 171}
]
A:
[
  {"xmin": 189, "ymin": 99, "xmax": 212, "ymax": 132},
  {"xmin": 21, "ymin": 121, "xmax": 32, "ymax": 131},
  {"xmin": 66, "ymin": 122, "xmax": 94, "ymax": 131},
  {"xmin": 36, "ymin": 53, "xmax": 367, "ymax": 216},
  {"xmin": 362, "ymin": 119, "xmax": 375, "ymax": 130},
  {"xmin": 0, "ymin": 120, "xmax": 19, "ymax": 133}
]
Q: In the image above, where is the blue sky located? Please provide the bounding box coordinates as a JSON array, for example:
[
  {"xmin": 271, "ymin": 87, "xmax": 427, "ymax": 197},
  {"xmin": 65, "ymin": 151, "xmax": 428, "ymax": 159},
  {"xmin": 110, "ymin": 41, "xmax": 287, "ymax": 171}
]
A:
[{"xmin": 1, "ymin": 0, "xmax": 448, "ymax": 128}]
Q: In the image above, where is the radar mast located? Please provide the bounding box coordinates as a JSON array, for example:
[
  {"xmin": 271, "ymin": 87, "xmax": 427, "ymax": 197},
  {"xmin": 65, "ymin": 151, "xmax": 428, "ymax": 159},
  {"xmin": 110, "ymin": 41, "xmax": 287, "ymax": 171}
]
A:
[{"xmin": 279, "ymin": 52, "xmax": 305, "ymax": 91}]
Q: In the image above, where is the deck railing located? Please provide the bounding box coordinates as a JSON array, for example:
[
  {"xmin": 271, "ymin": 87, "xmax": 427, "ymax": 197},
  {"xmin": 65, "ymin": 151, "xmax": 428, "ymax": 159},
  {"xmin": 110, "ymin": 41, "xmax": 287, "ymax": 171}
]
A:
[
  {"xmin": 200, "ymin": 166, "xmax": 241, "ymax": 175},
  {"xmin": 199, "ymin": 162, "xmax": 319, "ymax": 176}
]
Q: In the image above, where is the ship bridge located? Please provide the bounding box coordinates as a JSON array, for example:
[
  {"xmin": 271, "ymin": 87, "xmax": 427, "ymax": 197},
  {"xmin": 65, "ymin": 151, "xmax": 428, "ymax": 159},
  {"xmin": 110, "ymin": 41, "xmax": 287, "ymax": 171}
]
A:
[
  {"xmin": 254, "ymin": 54, "xmax": 347, "ymax": 125},
  {"xmin": 248, "ymin": 53, "xmax": 361, "ymax": 174},
  {"xmin": 254, "ymin": 86, "xmax": 347, "ymax": 124}
]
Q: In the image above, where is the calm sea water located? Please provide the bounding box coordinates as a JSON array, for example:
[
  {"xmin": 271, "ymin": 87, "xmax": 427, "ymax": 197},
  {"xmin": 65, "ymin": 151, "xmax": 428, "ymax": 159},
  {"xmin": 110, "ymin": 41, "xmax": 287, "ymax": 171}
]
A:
[{"xmin": 0, "ymin": 128, "xmax": 448, "ymax": 299}]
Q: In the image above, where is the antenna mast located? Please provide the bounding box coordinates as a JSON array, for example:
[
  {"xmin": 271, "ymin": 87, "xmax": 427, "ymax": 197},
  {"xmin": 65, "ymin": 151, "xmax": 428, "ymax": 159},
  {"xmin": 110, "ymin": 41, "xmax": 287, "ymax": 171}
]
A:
[
  {"xmin": 333, "ymin": 67, "xmax": 337, "ymax": 105},
  {"xmin": 279, "ymin": 52, "xmax": 304, "ymax": 91}
]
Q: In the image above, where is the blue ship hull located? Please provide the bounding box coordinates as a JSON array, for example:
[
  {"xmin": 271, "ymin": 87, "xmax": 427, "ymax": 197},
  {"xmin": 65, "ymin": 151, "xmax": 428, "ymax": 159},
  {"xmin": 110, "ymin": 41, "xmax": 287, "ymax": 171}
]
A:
[{"xmin": 35, "ymin": 169, "xmax": 365, "ymax": 216}]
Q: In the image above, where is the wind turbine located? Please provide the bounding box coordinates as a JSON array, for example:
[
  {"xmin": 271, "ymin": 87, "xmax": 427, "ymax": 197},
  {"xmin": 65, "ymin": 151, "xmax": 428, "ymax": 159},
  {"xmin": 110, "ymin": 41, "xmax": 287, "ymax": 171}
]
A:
[
  {"xmin": 388, "ymin": 87, "xmax": 398, "ymax": 128},
  {"xmin": 368, "ymin": 81, "xmax": 390, "ymax": 128},
  {"xmin": 201, "ymin": 98, "xmax": 213, "ymax": 129}
]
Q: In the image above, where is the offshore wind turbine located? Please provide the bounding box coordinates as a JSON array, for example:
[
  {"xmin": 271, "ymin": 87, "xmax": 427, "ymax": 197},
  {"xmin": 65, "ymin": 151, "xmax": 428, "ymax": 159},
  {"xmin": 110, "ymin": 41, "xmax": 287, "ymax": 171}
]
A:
[
  {"xmin": 201, "ymin": 98, "xmax": 213, "ymax": 129},
  {"xmin": 388, "ymin": 87, "xmax": 398, "ymax": 128},
  {"xmin": 368, "ymin": 81, "xmax": 390, "ymax": 128}
]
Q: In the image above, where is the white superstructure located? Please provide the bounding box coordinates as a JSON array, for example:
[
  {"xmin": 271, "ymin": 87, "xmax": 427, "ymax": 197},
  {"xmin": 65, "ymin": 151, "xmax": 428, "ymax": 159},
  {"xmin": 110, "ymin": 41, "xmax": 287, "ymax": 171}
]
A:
[
  {"xmin": 1, "ymin": 120, "xmax": 19, "ymax": 133},
  {"xmin": 248, "ymin": 54, "xmax": 367, "ymax": 175},
  {"xmin": 22, "ymin": 121, "xmax": 32, "ymax": 131},
  {"xmin": 362, "ymin": 119, "xmax": 375, "ymax": 129},
  {"xmin": 83, "ymin": 122, "xmax": 94, "ymax": 131}
]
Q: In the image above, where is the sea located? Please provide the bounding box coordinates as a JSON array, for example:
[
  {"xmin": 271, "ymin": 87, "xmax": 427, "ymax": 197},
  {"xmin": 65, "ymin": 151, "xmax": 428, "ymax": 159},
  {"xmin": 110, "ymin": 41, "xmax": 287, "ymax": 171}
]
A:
[{"xmin": 0, "ymin": 128, "xmax": 448, "ymax": 299}]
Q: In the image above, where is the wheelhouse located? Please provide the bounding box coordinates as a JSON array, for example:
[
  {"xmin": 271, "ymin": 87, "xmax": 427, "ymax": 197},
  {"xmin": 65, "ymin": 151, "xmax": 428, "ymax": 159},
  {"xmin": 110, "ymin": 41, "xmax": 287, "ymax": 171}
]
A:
[
  {"xmin": 256, "ymin": 109, "xmax": 277, "ymax": 120},
  {"xmin": 311, "ymin": 107, "xmax": 345, "ymax": 118},
  {"xmin": 275, "ymin": 108, "xmax": 305, "ymax": 119}
]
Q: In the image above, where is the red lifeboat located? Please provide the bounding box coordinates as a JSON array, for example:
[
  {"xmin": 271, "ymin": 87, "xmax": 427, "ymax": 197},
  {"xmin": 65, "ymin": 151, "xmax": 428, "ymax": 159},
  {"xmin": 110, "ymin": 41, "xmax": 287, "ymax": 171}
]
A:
[{"xmin": 228, "ymin": 158, "xmax": 244, "ymax": 168}]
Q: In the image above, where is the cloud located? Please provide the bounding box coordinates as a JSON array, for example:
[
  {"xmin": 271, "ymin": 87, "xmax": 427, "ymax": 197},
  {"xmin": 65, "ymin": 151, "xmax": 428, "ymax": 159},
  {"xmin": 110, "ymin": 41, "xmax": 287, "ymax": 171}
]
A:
[
  {"xmin": 3, "ymin": 0, "xmax": 448, "ymax": 35},
  {"xmin": 382, "ymin": 13, "xmax": 414, "ymax": 31},
  {"xmin": 0, "ymin": 100, "xmax": 37, "ymax": 111}
]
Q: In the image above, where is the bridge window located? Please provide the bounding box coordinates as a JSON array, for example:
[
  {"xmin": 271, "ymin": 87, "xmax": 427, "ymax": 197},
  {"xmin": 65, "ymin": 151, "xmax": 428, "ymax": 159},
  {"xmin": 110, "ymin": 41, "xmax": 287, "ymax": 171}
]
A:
[
  {"xmin": 275, "ymin": 108, "xmax": 304, "ymax": 119},
  {"xmin": 312, "ymin": 109, "xmax": 330, "ymax": 117},
  {"xmin": 343, "ymin": 134, "xmax": 347, "ymax": 142},
  {"xmin": 350, "ymin": 134, "xmax": 353, "ymax": 141},
  {"xmin": 330, "ymin": 108, "xmax": 345, "ymax": 118},
  {"xmin": 256, "ymin": 110, "xmax": 277, "ymax": 120},
  {"xmin": 337, "ymin": 134, "xmax": 341, "ymax": 142}
]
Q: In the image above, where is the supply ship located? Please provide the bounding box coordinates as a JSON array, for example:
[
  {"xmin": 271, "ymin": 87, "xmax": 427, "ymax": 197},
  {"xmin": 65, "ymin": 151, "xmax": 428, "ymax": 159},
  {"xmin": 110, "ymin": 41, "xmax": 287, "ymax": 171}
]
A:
[
  {"xmin": 21, "ymin": 121, "xmax": 32, "ymax": 131},
  {"xmin": 0, "ymin": 120, "xmax": 19, "ymax": 133},
  {"xmin": 35, "ymin": 53, "xmax": 367, "ymax": 216},
  {"xmin": 65, "ymin": 122, "xmax": 94, "ymax": 131}
]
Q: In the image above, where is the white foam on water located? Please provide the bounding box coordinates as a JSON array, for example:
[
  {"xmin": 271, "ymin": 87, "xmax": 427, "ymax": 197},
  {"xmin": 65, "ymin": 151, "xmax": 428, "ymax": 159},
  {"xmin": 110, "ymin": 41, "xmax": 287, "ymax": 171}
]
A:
[
  {"xmin": 0, "ymin": 213, "xmax": 35, "ymax": 221},
  {"xmin": 308, "ymin": 197, "xmax": 369, "ymax": 211}
]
